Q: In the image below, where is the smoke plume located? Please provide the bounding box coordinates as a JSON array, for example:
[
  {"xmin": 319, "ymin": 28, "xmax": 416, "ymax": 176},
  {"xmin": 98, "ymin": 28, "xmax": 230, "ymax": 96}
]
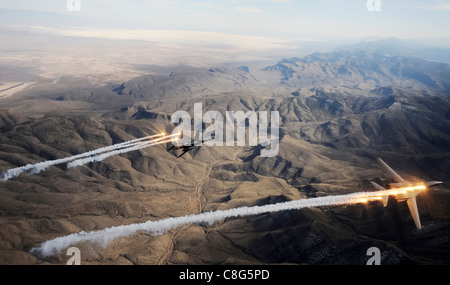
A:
[
  {"xmin": 66, "ymin": 137, "xmax": 174, "ymax": 168},
  {"xmin": 31, "ymin": 190, "xmax": 381, "ymax": 257},
  {"xmin": 1, "ymin": 133, "xmax": 166, "ymax": 181}
]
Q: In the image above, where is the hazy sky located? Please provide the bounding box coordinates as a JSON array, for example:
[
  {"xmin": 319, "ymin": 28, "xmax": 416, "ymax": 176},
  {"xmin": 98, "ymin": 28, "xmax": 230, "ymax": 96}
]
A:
[
  {"xmin": 1, "ymin": 0, "xmax": 450, "ymax": 40},
  {"xmin": 1, "ymin": 0, "xmax": 450, "ymax": 73}
]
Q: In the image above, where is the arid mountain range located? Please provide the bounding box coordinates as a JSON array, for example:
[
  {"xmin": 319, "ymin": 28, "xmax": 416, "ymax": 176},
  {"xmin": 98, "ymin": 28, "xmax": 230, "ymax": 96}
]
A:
[{"xmin": 1, "ymin": 45, "xmax": 450, "ymax": 264}]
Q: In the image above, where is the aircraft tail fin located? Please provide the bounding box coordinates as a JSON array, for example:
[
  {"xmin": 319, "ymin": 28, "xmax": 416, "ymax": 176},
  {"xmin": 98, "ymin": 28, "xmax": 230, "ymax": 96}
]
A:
[
  {"xmin": 406, "ymin": 197, "xmax": 422, "ymax": 229},
  {"xmin": 193, "ymin": 131, "xmax": 201, "ymax": 145},
  {"xmin": 381, "ymin": 195, "xmax": 389, "ymax": 207}
]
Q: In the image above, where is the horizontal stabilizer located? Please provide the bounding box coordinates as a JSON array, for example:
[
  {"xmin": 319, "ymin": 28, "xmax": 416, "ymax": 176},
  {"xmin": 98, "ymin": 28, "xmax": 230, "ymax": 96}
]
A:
[
  {"xmin": 370, "ymin": 181, "xmax": 388, "ymax": 206},
  {"xmin": 370, "ymin": 181, "xmax": 385, "ymax": 190}
]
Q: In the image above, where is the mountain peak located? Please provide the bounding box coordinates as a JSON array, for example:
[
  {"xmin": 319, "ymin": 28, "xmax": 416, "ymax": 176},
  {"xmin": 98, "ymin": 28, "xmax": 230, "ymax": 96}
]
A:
[{"xmin": 262, "ymin": 49, "xmax": 450, "ymax": 92}]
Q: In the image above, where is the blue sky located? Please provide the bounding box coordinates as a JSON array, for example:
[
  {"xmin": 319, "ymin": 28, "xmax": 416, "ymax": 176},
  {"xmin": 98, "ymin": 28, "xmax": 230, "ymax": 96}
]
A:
[{"xmin": 1, "ymin": 0, "xmax": 450, "ymax": 40}]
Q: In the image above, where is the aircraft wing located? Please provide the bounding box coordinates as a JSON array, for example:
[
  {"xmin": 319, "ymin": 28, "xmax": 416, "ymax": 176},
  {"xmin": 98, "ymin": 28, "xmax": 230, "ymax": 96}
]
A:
[
  {"xmin": 377, "ymin": 158, "xmax": 405, "ymax": 183},
  {"xmin": 177, "ymin": 152, "xmax": 188, "ymax": 158},
  {"xmin": 406, "ymin": 197, "xmax": 422, "ymax": 229},
  {"xmin": 177, "ymin": 146, "xmax": 193, "ymax": 158},
  {"xmin": 370, "ymin": 181, "xmax": 389, "ymax": 207}
]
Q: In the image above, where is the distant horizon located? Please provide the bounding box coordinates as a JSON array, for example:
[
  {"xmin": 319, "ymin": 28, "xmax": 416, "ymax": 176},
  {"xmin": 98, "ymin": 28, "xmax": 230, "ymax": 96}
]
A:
[
  {"xmin": 1, "ymin": 1, "xmax": 450, "ymax": 88},
  {"xmin": 1, "ymin": 0, "xmax": 450, "ymax": 41}
]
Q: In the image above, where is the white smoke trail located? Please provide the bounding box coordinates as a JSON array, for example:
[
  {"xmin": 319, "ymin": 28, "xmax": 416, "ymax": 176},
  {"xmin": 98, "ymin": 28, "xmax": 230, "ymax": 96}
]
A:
[
  {"xmin": 67, "ymin": 137, "xmax": 175, "ymax": 168},
  {"xmin": 0, "ymin": 133, "xmax": 165, "ymax": 181},
  {"xmin": 30, "ymin": 190, "xmax": 383, "ymax": 257}
]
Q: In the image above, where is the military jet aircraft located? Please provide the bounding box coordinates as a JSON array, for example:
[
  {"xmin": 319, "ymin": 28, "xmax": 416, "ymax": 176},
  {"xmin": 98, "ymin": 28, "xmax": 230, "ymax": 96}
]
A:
[
  {"xmin": 370, "ymin": 158, "xmax": 443, "ymax": 229},
  {"xmin": 167, "ymin": 131, "xmax": 213, "ymax": 158}
]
